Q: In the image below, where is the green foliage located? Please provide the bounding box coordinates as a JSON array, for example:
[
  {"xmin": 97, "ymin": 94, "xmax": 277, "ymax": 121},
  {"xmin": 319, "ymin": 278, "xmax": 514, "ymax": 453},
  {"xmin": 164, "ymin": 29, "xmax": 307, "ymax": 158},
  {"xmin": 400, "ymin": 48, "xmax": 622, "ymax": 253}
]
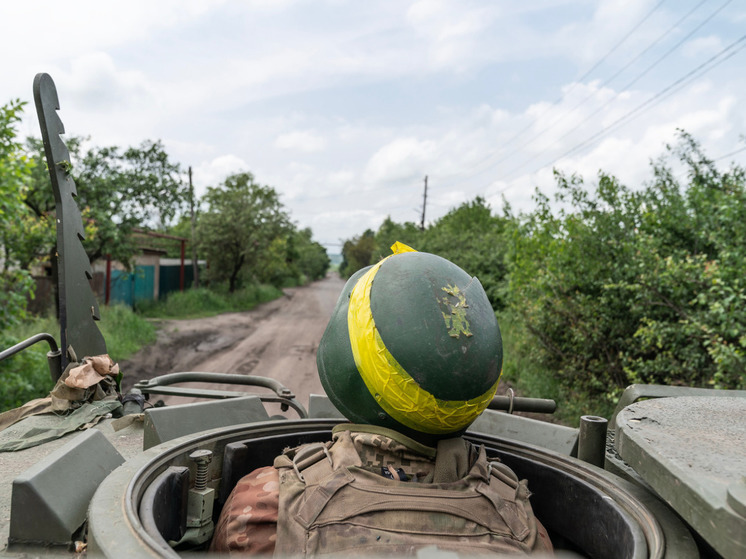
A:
[
  {"xmin": 255, "ymin": 229, "xmax": 330, "ymax": 287},
  {"xmin": 0, "ymin": 100, "xmax": 36, "ymax": 331},
  {"xmin": 98, "ymin": 304, "xmax": 157, "ymax": 362},
  {"xmin": 0, "ymin": 305, "xmax": 155, "ymax": 411},
  {"xmin": 197, "ymin": 172, "xmax": 294, "ymax": 292},
  {"xmin": 506, "ymin": 132, "xmax": 746, "ymax": 413},
  {"xmin": 137, "ymin": 285, "xmax": 283, "ymax": 319},
  {"xmin": 76, "ymin": 139, "xmax": 188, "ymax": 264},
  {"xmin": 292, "ymin": 228, "xmax": 331, "ymax": 282},
  {"xmin": 0, "ymin": 330, "xmax": 52, "ymax": 411},
  {"xmin": 195, "ymin": 172, "xmax": 330, "ymax": 290},
  {"xmin": 498, "ymin": 309, "xmax": 612, "ymax": 426},
  {"xmin": 340, "ymin": 229, "xmax": 377, "ymax": 277},
  {"xmin": 21, "ymin": 137, "xmax": 188, "ymax": 268},
  {"xmin": 371, "ymin": 218, "xmax": 423, "ymax": 263}
]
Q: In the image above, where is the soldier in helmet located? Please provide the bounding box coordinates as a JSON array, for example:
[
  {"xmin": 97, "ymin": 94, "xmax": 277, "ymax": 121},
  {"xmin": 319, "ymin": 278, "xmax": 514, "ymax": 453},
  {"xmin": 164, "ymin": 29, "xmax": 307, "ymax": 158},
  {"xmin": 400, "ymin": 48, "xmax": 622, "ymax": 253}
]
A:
[{"xmin": 211, "ymin": 243, "xmax": 554, "ymax": 556}]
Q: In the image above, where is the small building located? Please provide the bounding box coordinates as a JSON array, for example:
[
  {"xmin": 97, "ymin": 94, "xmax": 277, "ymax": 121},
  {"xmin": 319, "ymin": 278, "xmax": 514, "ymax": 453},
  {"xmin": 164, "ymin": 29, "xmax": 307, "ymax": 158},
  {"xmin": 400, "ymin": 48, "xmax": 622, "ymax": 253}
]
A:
[{"xmin": 90, "ymin": 253, "xmax": 203, "ymax": 308}]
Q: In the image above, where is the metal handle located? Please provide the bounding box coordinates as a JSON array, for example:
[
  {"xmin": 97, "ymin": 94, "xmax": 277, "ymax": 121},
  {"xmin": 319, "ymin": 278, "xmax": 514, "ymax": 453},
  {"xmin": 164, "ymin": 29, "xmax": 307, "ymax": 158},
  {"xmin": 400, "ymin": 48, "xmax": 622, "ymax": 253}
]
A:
[
  {"xmin": 0, "ymin": 333, "xmax": 62, "ymax": 381},
  {"xmin": 134, "ymin": 371, "xmax": 307, "ymax": 418}
]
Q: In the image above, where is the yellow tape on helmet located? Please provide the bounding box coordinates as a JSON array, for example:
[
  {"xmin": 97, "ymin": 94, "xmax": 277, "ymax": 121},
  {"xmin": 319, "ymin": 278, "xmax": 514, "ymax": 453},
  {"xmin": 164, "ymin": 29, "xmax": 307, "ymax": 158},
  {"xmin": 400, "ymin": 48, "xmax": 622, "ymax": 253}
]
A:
[{"xmin": 347, "ymin": 246, "xmax": 498, "ymax": 434}]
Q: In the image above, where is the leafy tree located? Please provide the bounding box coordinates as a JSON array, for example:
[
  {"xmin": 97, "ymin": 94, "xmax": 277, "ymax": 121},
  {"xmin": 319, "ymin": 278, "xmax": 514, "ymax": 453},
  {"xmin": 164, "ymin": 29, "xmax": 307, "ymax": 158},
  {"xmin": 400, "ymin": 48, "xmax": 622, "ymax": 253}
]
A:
[
  {"xmin": 21, "ymin": 137, "xmax": 187, "ymax": 268},
  {"xmin": 0, "ymin": 100, "xmax": 35, "ymax": 330},
  {"xmin": 293, "ymin": 228, "xmax": 330, "ymax": 281},
  {"xmin": 421, "ymin": 197, "xmax": 511, "ymax": 309},
  {"xmin": 252, "ymin": 228, "xmax": 330, "ymax": 287},
  {"xmin": 198, "ymin": 172, "xmax": 291, "ymax": 292},
  {"xmin": 372, "ymin": 217, "xmax": 422, "ymax": 262},
  {"xmin": 74, "ymin": 139, "xmax": 187, "ymax": 264},
  {"xmin": 339, "ymin": 229, "xmax": 376, "ymax": 277}
]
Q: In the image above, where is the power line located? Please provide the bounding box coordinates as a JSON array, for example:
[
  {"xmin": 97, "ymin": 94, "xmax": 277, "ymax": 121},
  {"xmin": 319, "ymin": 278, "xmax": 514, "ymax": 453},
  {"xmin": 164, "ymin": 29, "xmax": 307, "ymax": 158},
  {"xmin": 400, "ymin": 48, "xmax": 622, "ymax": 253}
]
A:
[
  {"xmin": 714, "ymin": 144, "xmax": 746, "ymax": 162},
  {"xmin": 488, "ymin": 0, "xmax": 708, "ymax": 174},
  {"xmin": 498, "ymin": 0, "xmax": 739, "ymax": 185},
  {"xmin": 557, "ymin": 34, "xmax": 746, "ymax": 162},
  {"xmin": 440, "ymin": 0, "xmax": 668, "ymax": 185},
  {"xmin": 493, "ymin": 33, "xmax": 746, "ymax": 195}
]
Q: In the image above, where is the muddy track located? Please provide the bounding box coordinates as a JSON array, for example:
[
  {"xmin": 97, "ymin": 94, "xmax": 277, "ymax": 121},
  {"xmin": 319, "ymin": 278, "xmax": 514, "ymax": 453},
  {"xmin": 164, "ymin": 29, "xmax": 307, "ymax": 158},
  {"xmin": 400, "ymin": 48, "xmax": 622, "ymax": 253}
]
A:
[{"xmin": 119, "ymin": 274, "xmax": 347, "ymax": 410}]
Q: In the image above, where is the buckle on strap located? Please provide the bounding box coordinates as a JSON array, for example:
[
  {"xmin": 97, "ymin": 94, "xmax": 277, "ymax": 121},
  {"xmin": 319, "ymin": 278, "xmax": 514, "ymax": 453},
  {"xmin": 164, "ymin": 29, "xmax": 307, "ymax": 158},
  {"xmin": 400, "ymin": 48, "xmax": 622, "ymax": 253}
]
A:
[{"xmin": 292, "ymin": 443, "xmax": 333, "ymax": 483}]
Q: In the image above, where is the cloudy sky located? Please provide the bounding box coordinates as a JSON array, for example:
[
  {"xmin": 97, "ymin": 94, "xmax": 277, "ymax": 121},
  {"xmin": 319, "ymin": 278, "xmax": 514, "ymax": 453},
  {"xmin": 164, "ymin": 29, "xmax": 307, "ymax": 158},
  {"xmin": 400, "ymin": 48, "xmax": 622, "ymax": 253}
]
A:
[{"xmin": 2, "ymin": 0, "xmax": 744, "ymax": 253}]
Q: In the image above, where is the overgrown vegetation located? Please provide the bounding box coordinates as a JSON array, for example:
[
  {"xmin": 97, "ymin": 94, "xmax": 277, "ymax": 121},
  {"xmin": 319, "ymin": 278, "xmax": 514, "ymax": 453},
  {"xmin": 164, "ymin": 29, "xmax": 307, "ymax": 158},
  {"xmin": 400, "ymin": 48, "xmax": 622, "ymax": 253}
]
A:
[
  {"xmin": 0, "ymin": 306, "xmax": 156, "ymax": 411},
  {"xmin": 137, "ymin": 285, "xmax": 283, "ymax": 319},
  {"xmin": 0, "ymin": 100, "xmax": 35, "ymax": 332},
  {"xmin": 340, "ymin": 132, "xmax": 746, "ymax": 424}
]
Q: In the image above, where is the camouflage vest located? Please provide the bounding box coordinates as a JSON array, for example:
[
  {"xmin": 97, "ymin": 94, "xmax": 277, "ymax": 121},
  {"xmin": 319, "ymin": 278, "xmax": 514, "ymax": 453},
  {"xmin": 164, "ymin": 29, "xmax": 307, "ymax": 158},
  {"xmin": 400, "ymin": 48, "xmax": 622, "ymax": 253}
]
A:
[{"xmin": 273, "ymin": 424, "xmax": 539, "ymax": 556}]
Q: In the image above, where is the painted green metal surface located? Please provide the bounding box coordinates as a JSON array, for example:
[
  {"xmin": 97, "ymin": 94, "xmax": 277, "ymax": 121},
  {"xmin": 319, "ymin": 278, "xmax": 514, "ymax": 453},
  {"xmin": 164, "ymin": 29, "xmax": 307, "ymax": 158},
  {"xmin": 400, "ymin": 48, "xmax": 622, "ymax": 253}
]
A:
[
  {"xmin": 33, "ymin": 73, "xmax": 106, "ymax": 368},
  {"xmin": 469, "ymin": 409, "xmax": 578, "ymax": 455},
  {"xmin": 9, "ymin": 430, "xmax": 124, "ymax": 546},
  {"xmin": 143, "ymin": 396, "xmax": 270, "ymax": 450},
  {"xmin": 615, "ymin": 396, "xmax": 746, "ymax": 559}
]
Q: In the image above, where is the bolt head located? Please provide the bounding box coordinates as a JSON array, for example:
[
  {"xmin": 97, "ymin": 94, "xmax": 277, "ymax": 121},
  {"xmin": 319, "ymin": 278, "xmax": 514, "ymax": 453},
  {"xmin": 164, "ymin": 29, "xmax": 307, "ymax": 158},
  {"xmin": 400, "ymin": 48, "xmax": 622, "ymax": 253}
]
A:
[{"xmin": 189, "ymin": 449, "xmax": 213, "ymax": 463}]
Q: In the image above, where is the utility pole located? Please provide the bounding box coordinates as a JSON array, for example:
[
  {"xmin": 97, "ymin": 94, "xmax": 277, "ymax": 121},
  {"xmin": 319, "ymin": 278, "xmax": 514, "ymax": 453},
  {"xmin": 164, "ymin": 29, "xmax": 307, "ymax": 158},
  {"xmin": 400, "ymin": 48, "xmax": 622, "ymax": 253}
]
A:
[
  {"xmin": 420, "ymin": 175, "xmax": 428, "ymax": 231},
  {"xmin": 189, "ymin": 166, "xmax": 199, "ymax": 288}
]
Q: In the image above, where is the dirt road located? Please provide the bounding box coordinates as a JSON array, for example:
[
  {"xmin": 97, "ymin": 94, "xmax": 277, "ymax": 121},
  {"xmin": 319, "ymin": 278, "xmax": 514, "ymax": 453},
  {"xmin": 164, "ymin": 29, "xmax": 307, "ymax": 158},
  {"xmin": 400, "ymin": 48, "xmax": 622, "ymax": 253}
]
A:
[{"xmin": 120, "ymin": 274, "xmax": 346, "ymax": 411}]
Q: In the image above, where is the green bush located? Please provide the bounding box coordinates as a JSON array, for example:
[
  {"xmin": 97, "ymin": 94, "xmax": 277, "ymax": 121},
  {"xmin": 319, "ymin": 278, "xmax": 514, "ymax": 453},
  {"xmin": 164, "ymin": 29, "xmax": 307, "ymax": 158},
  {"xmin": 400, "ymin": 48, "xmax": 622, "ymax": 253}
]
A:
[
  {"xmin": 0, "ymin": 305, "xmax": 156, "ymax": 412},
  {"xmin": 505, "ymin": 133, "xmax": 746, "ymax": 416},
  {"xmin": 139, "ymin": 284, "xmax": 283, "ymax": 319},
  {"xmin": 99, "ymin": 304, "xmax": 157, "ymax": 362},
  {"xmin": 0, "ymin": 331, "xmax": 53, "ymax": 411}
]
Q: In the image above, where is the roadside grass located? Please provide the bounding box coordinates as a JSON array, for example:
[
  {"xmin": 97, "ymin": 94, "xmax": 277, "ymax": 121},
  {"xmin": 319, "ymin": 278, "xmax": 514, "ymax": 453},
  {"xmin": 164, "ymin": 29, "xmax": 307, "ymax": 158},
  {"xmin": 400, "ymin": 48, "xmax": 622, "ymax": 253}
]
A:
[
  {"xmin": 100, "ymin": 304, "xmax": 157, "ymax": 361},
  {"xmin": 0, "ymin": 304, "xmax": 156, "ymax": 412},
  {"xmin": 0, "ymin": 314, "xmax": 58, "ymax": 411},
  {"xmin": 136, "ymin": 284, "xmax": 284, "ymax": 319},
  {"xmin": 498, "ymin": 310, "xmax": 615, "ymax": 427}
]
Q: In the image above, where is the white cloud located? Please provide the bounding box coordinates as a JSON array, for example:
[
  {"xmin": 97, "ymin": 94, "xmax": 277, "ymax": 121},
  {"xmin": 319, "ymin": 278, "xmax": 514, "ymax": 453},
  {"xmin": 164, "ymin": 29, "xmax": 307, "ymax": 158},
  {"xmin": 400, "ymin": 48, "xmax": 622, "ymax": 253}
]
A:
[
  {"xmin": 365, "ymin": 137, "xmax": 437, "ymax": 184},
  {"xmin": 328, "ymin": 170, "xmax": 356, "ymax": 186},
  {"xmin": 274, "ymin": 130, "xmax": 327, "ymax": 152},
  {"xmin": 406, "ymin": 0, "xmax": 498, "ymax": 70},
  {"xmin": 193, "ymin": 155, "xmax": 251, "ymax": 195},
  {"xmin": 61, "ymin": 53, "xmax": 154, "ymax": 111}
]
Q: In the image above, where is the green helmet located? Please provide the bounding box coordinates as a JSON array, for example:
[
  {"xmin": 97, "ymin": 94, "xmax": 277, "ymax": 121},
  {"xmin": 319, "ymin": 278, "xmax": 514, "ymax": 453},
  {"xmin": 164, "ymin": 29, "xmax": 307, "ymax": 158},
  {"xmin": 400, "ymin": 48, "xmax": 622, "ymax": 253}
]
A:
[{"xmin": 317, "ymin": 243, "xmax": 502, "ymax": 442}]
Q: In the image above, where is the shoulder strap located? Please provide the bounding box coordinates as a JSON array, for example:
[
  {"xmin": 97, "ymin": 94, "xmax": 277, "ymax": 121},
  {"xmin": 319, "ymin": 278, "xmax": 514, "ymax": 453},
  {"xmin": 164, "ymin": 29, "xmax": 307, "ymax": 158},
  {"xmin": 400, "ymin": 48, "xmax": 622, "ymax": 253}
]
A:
[{"xmin": 432, "ymin": 437, "xmax": 473, "ymax": 482}]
